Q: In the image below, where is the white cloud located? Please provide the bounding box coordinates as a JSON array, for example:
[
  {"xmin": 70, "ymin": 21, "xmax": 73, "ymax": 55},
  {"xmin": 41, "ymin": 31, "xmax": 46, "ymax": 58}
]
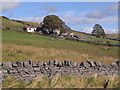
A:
[
  {"xmin": 61, "ymin": 16, "xmax": 95, "ymax": 25},
  {"xmin": 79, "ymin": 27, "xmax": 118, "ymax": 34},
  {"xmin": 98, "ymin": 16, "xmax": 118, "ymax": 24},
  {"xmin": 81, "ymin": 27, "xmax": 93, "ymax": 33},
  {"xmin": 61, "ymin": 15, "xmax": 117, "ymax": 26},
  {"xmin": 44, "ymin": 6, "xmax": 57, "ymax": 14},
  {"xmin": 105, "ymin": 28, "xmax": 118, "ymax": 34},
  {"xmin": 1, "ymin": 0, "xmax": 21, "ymax": 12},
  {"xmin": 108, "ymin": 3, "xmax": 118, "ymax": 12},
  {"xmin": 85, "ymin": 3, "xmax": 118, "ymax": 19},
  {"xmin": 62, "ymin": 10, "xmax": 75, "ymax": 17},
  {"xmin": 16, "ymin": 17, "xmax": 43, "ymax": 23},
  {"xmin": 85, "ymin": 9, "xmax": 108, "ymax": 19}
]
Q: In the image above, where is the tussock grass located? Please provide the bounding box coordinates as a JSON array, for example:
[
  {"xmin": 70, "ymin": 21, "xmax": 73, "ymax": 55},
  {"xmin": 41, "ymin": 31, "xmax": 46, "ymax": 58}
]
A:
[
  {"xmin": 2, "ymin": 75, "xmax": 120, "ymax": 88},
  {"xmin": 2, "ymin": 76, "xmax": 27, "ymax": 88}
]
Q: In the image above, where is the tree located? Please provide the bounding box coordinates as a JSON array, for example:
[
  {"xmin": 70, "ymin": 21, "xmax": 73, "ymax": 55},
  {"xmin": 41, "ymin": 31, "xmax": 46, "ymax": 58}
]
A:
[
  {"xmin": 41, "ymin": 15, "xmax": 65, "ymax": 34},
  {"xmin": 91, "ymin": 24, "xmax": 106, "ymax": 38}
]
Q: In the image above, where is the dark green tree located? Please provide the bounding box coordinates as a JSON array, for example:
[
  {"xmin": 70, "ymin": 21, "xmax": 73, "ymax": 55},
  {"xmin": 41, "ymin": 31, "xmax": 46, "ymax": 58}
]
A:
[
  {"xmin": 92, "ymin": 24, "xmax": 106, "ymax": 38},
  {"xmin": 42, "ymin": 15, "xmax": 65, "ymax": 34}
]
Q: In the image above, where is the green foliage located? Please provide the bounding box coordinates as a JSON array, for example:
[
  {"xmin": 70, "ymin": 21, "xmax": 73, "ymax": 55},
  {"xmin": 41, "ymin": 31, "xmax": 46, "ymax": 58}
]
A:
[
  {"xmin": 43, "ymin": 15, "xmax": 63, "ymax": 29},
  {"xmin": 42, "ymin": 15, "xmax": 65, "ymax": 33},
  {"xmin": 92, "ymin": 24, "xmax": 106, "ymax": 38}
]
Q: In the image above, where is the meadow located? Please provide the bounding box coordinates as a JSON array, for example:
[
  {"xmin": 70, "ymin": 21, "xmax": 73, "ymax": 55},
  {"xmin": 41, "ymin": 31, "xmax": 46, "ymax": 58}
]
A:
[{"xmin": 2, "ymin": 29, "xmax": 119, "ymax": 64}]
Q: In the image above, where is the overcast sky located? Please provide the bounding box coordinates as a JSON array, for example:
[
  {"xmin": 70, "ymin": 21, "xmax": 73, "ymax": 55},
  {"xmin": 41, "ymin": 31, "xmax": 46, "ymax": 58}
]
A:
[{"xmin": 1, "ymin": 1, "xmax": 119, "ymax": 34}]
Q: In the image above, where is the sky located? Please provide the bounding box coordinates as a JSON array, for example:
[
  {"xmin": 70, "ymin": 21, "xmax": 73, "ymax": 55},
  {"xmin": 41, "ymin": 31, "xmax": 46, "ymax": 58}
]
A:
[{"xmin": 1, "ymin": 0, "xmax": 119, "ymax": 34}]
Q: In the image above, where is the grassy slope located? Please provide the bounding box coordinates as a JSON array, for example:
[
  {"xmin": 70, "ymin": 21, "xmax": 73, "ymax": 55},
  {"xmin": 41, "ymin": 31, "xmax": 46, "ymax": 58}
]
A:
[
  {"xmin": 1, "ymin": 16, "xmax": 119, "ymax": 44},
  {"xmin": 21, "ymin": 20, "xmax": 40, "ymax": 26},
  {"xmin": 1, "ymin": 16, "xmax": 39, "ymax": 29},
  {"xmin": 65, "ymin": 29, "xmax": 119, "ymax": 45},
  {"xmin": 2, "ymin": 30, "xmax": 119, "ymax": 64},
  {"xmin": 1, "ymin": 17, "xmax": 24, "ymax": 29},
  {"xmin": 106, "ymin": 34, "xmax": 119, "ymax": 39}
]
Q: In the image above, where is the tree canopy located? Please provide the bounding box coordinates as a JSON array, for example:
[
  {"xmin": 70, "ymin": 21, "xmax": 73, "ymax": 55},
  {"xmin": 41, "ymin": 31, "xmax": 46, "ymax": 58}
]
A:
[
  {"xmin": 43, "ymin": 15, "xmax": 63, "ymax": 28},
  {"xmin": 92, "ymin": 24, "xmax": 106, "ymax": 38},
  {"xmin": 42, "ymin": 15, "xmax": 65, "ymax": 34}
]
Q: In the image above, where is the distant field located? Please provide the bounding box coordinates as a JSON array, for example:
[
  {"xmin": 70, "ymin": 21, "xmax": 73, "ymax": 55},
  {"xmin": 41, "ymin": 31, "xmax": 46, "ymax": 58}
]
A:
[
  {"xmin": 20, "ymin": 20, "xmax": 40, "ymax": 26},
  {"xmin": 66, "ymin": 29, "xmax": 119, "ymax": 45},
  {"xmin": 107, "ymin": 34, "xmax": 119, "ymax": 38},
  {"xmin": 2, "ymin": 30, "xmax": 119, "ymax": 64}
]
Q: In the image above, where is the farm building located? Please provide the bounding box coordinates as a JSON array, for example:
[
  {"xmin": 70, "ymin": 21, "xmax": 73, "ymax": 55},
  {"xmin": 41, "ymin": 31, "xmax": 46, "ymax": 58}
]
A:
[{"xmin": 23, "ymin": 26, "xmax": 37, "ymax": 33}]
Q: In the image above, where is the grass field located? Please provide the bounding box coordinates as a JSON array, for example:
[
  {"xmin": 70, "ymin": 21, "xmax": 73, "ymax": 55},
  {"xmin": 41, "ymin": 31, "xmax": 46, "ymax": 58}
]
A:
[
  {"xmin": 2, "ymin": 29, "xmax": 119, "ymax": 64},
  {"xmin": 107, "ymin": 34, "xmax": 119, "ymax": 38},
  {"xmin": 1, "ymin": 16, "xmax": 39, "ymax": 29},
  {"xmin": 1, "ymin": 17, "xmax": 24, "ymax": 29},
  {"xmin": 66, "ymin": 29, "xmax": 119, "ymax": 45}
]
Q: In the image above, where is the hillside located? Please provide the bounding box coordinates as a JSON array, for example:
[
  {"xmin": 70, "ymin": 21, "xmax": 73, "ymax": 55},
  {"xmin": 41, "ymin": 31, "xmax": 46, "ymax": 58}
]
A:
[
  {"xmin": 65, "ymin": 29, "xmax": 119, "ymax": 45},
  {"xmin": 1, "ymin": 16, "xmax": 24, "ymax": 29},
  {"xmin": 0, "ymin": 16, "xmax": 39, "ymax": 29},
  {"xmin": 12, "ymin": 19, "xmax": 40, "ymax": 26},
  {"xmin": 1, "ymin": 16, "xmax": 119, "ymax": 43},
  {"xmin": 1, "ymin": 16, "xmax": 119, "ymax": 63},
  {"xmin": 2, "ymin": 30, "xmax": 118, "ymax": 64},
  {"xmin": 106, "ymin": 34, "xmax": 119, "ymax": 38}
]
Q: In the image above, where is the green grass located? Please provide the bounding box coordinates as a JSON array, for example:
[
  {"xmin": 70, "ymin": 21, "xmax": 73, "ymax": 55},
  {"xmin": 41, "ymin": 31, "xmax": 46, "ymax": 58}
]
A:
[
  {"xmin": 21, "ymin": 20, "xmax": 40, "ymax": 26},
  {"xmin": 1, "ymin": 17, "xmax": 24, "ymax": 29},
  {"xmin": 1, "ymin": 16, "xmax": 39, "ymax": 29},
  {"xmin": 2, "ymin": 30, "xmax": 119, "ymax": 64},
  {"xmin": 66, "ymin": 29, "xmax": 119, "ymax": 44},
  {"xmin": 74, "ymin": 32, "xmax": 119, "ymax": 44},
  {"xmin": 107, "ymin": 34, "xmax": 119, "ymax": 38},
  {"xmin": 82, "ymin": 35, "xmax": 119, "ymax": 44}
]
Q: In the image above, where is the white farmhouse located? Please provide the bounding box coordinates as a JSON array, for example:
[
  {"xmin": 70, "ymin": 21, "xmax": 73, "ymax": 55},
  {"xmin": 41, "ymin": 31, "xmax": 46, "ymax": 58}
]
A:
[
  {"xmin": 53, "ymin": 29, "xmax": 61, "ymax": 35},
  {"xmin": 23, "ymin": 26, "xmax": 37, "ymax": 33}
]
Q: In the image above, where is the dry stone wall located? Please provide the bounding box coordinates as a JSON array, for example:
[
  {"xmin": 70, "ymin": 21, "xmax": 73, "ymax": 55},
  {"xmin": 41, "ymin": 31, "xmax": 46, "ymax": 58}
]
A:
[
  {"xmin": 1, "ymin": 60, "xmax": 120, "ymax": 83},
  {"xmin": 65, "ymin": 37, "xmax": 120, "ymax": 47}
]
